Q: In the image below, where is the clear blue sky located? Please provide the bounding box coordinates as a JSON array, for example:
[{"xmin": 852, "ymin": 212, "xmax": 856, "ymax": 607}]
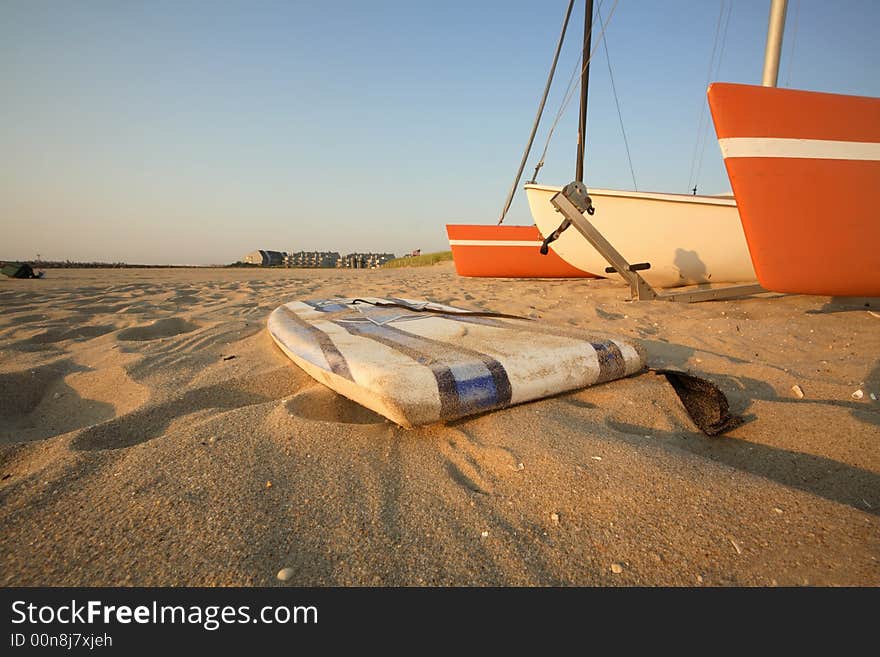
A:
[{"xmin": 2, "ymin": 0, "xmax": 878, "ymax": 265}]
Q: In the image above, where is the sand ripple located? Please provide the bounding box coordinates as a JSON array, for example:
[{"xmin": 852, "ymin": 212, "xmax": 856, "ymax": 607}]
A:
[{"xmin": 0, "ymin": 265, "xmax": 877, "ymax": 586}]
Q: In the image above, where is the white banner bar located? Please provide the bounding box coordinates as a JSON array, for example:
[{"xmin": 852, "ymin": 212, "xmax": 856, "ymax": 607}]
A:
[
  {"xmin": 719, "ymin": 137, "xmax": 880, "ymax": 161},
  {"xmin": 448, "ymin": 240, "xmax": 544, "ymax": 247}
]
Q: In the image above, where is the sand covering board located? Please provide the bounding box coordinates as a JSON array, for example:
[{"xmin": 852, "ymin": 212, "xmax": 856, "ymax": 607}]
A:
[{"xmin": 268, "ymin": 297, "xmax": 645, "ymax": 427}]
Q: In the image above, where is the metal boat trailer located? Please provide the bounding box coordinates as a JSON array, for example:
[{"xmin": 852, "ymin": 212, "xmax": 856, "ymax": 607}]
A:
[{"xmin": 545, "ymin": 181, "xmax": 767, "ymax": 303}]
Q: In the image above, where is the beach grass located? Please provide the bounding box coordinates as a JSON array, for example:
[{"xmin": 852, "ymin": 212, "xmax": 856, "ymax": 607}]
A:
[{"xmin": 382, "ymin": 251, "xmax": 453, "ymax": 268}]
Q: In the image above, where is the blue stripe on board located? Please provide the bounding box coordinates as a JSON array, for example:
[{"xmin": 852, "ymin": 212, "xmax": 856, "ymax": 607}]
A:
[
  {"xmin": 448, "ymin": 362, "xmax": 499, "ymax": 414},
  {"xmin": 592, "ymin": 341, "xmax": 625, "ymax": 383},
  {"xmin": 334, "ymin": 320, "xmax": 462, "ymax": 419},
  {"xmin": 300, "ymin": 300, "xmax": 632, "ymax": 389},
  {"xmin": 332, "ymin": 319, "xmax": 510, "ymax": 421}
]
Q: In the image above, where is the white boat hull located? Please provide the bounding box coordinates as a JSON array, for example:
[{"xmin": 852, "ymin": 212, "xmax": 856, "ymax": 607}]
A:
[{"xmin": 525, "ymin": 184, "xmax": 757, "ymax": 288}]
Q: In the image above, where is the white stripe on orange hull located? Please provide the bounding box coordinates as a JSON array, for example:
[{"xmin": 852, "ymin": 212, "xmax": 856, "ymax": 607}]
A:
[
  {"xmin": 445, "ymin": 224, "xmax": 595, "ymax": 278},
  {"xmin": 719, "ymin": 137, "xmax": 880, "ymax": 160},
  {"xmin": 448, "ymin": 239, "xmax": 545, "ymax": 247}
]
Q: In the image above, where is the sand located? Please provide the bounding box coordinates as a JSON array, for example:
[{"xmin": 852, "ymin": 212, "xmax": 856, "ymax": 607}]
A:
[{"xmin": 0, "ymin": 264, "xmax": 877, "ymax": 586}]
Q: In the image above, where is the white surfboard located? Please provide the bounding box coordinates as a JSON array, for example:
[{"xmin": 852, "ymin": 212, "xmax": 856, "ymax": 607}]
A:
[{"xmin": 267, "ymin": 297, "xmax": 645, "ymax": 428}]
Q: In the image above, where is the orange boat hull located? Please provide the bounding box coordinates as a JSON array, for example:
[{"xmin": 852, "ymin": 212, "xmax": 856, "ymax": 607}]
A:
[
  {"xmin": 446, "ymin": 224, "xmax": 595, "ymax": 278},
  {"xmin": 708, "ymin": 82, "xmax": 880, "ymax": 296}
]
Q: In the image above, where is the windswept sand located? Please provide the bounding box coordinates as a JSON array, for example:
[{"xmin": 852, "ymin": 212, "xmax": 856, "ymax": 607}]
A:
[{"xmin": 1, "ymin": 264, "xmax": 878, "ymax": 586}]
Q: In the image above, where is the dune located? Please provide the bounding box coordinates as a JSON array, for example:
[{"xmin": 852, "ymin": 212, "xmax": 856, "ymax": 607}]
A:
[{"xmin": 0, "ymin": 264, "xmax": 877, "ymax": 586}]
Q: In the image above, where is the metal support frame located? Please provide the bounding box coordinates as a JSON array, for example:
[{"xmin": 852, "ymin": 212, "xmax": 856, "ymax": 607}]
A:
[{"xmin": 550, "ymin": 182, "xmax": 767, "ymax": 303}]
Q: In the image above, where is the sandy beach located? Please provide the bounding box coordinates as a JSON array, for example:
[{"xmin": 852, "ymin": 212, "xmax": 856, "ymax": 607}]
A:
[{"xmin": 1, "ymin": 263, "xmax": 877, "ymax": 586}]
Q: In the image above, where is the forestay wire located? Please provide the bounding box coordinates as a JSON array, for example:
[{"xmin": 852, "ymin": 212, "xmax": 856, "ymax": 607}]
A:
[
  {"xmin": 784, "ymin": 0, "xmax": 800, "ymax": 87},
  {"xmin": 596, "ymin": 0, "xmax": 636, "ymax": 190},
  {"xmin": 497, "ymin": 0, "xmax": 620, "ymax": 224},
  {"xmin": 529, "ymin": 0, "xmax": 620, "ymax": 187},
  {"xmin": 686, "ymin": 0, "xmax": 732, "ymax": 194},
  {"xmin": 496, "ymin": 0, "xmax": 576, "ymax": 225}
]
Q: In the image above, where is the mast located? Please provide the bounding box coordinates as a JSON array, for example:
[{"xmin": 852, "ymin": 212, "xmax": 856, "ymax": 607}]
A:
[
  {"xmin": 761, "ymin": 0, "xmax": 788, "ymax": 87},
  {"xmin": 576, "ymin": 0, "xmax": 594, "ymax": 182}
]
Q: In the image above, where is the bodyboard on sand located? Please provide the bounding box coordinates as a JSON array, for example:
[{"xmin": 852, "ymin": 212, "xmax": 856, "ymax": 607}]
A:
[{"xmin": 267, "ymin": 297, "xmax": 645, "ymax": 427}]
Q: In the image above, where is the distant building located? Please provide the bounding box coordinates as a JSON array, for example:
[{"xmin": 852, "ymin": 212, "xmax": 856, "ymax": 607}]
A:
[
  {"xmin": 338, "ymin": 252, "xmax": 396, "ymax": 269},
  {"xmin": 241, "ymin": 250, "xmax": 285, "ymax": 266},
  {"xmin": 241, "ymin": 249, "xmax": 394, "ymax": 268},
  {"xmin": 285, "ymin": 251, "xmax": 340, "ymax": 268}
]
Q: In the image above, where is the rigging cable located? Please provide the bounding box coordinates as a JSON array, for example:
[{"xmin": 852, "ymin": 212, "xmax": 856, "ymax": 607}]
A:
[
  {"xmin": 692, "ymin": 0, "xmax": 732, "ymax": 193},
  {"xmin": 497, "ymin": 0, "xmax": 575, "ymax": 225},
  {"xmin": 532, "ymin": 23, "xmax": 593, "ymax": 182},
  {"xmin": 784, "ymin": 0, "xmax": 800, "ymax": 87},
  {"xmin": 596, "ymin": 0, "xmax": 637, "ymax": 190},
  {"xmin": 686, "ymin": 0, "xmax": 727, "ymax": 194},
  {"xmin": 531, "ymin": 0, "xmax": 621, "ymax": 184}
]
